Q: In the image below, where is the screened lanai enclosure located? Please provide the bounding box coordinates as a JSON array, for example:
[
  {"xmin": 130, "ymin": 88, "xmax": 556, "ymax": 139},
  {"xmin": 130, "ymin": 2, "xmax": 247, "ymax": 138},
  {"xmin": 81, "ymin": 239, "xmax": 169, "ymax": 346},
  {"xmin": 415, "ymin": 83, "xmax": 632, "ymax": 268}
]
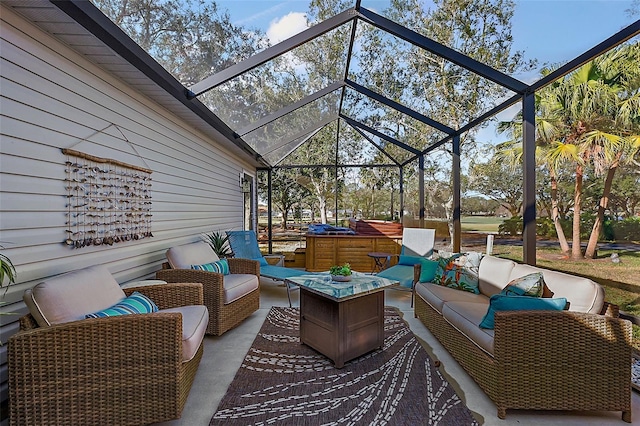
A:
[
  {"xmin": 4, "ymin": 0, "xmax": 640, "ymax": 422},
  {"xmin": 46, "ymin": 0, "xmax": 640, "ymax": 264},
  {"xmin": 182, "ymin": 1, "xmax": 640, "ymax": 264}
]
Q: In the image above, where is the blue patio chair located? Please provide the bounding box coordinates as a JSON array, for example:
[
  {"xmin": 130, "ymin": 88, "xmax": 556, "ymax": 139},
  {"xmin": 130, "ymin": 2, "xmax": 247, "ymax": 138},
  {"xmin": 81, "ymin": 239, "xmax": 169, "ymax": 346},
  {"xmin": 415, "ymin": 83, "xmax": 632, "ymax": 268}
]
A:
[
  {"xmin": 226, "ymin": 230, "xmax": 307, "ymax": 307},
  {"xmin": 376, "ymin": 228, "xmax": 436, "ymax": 304}
]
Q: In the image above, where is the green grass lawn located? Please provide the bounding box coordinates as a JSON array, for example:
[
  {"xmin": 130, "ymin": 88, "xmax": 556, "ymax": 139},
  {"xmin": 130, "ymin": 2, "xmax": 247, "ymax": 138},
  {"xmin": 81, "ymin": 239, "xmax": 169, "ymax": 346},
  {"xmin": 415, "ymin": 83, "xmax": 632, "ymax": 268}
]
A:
[{"xmin": 460, "ymin": 216, "xmax": 502, "ymax": 233}]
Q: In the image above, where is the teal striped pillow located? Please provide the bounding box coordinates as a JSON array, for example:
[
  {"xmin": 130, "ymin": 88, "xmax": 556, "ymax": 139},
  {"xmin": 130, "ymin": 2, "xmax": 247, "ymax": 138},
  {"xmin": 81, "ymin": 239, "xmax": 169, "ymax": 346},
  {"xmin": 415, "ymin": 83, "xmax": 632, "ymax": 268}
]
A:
[
  {"xmin": 191, "ymin": 258, "xmax": 230, "ymax": 275},
  {"xmin": 86, "ymin": 291, "xmax": 158, "ymax": 318}
]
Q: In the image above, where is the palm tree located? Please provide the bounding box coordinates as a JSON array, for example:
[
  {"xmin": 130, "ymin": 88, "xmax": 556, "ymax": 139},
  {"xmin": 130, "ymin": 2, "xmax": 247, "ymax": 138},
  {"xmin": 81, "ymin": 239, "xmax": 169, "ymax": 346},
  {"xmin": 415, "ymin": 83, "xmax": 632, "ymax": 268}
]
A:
[
  {"xmin": 534, "ymin": 84, "xmax": 576, "ymax": 256},
  {"xmin": 496, "ymin": 43, "xmax": 639, "ymax": 260},
  {"xmin": 548, "ymin": 42, "xmax": 640, "ymax": 259},
  {"xmin": 496, "ymin": 86, "xmax": 572, "ymax": 255}
]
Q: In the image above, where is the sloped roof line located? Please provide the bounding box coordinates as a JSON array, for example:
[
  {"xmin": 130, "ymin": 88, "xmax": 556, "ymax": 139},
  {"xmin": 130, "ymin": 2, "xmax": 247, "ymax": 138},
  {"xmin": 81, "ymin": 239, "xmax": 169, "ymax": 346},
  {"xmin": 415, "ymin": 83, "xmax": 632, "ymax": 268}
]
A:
[
  {"xmin": 43, "ymin": 0, "xmax": 639, "ymax": 169},
  {"xmin": 237, "ymin": 81, "xmax": 345, "ymax": 136},
  {"xmin": 270, "ymin": 127, "xmax": 325, "ymax": 167},
  {"xmin": 347, "ymin": 121, "xmax": 402, "ymax": 166},
  {"xmin": 49, "ymin": 0, "xmax": 268, "ymax": 167},
  {"xmin": 187, "ymin": 9, "xmax": 358, "ymax": 97},
  {"xmin": 262, "ymin": 114, "xmax": 339, "ymax": 161},
  {"xmin": 399, "ymin": 93, "xmax": 523, "ymax": 167},
  {"xmin": 344, "ymin": 79, "xmax": 454, "ymax": 135},
  {"xmin": 186, "ymin": 3, "xmax": 529, "ymax": 166},
  {"xmin": 263, "ymin": 124, "xmax": 327, "ymax": 158},
  {"xmin": 530, "ymin": 19, "xmax": 640, "ymax": 92},
  {"xmin": 355, "ymin": 7, "xmax": 529, "ymax": 94},
  {"xmin": 340, "ymin": 114, "xmax": 421, "ymax": 155}
]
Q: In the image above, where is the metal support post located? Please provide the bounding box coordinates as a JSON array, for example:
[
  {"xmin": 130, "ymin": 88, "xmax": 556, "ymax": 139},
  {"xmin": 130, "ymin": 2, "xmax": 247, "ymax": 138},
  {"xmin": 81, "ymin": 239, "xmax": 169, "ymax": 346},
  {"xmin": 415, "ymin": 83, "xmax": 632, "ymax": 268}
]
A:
[
  {"xmin": 522, "ymin": 93, "xmax": 537, "ymax": 265},
  {"xmin": 267, "ymin": 169, "xmax": 273, "ymax": 254},
  {"xmin": 419, "ymin": 155, "xmax": 425, "ymax": 228},
  {"xmin": 452, "ymin": 135, "xmax": 461, "ymax": 253}
]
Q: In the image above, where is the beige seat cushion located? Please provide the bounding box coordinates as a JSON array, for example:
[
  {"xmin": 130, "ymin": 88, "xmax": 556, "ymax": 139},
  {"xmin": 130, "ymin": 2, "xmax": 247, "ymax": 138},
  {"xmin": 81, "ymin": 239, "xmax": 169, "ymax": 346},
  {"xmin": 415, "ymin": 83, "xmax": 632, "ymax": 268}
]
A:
[
  {"xmin": 509, "ymin": 264, "xmax": 604, "ymax": 314},
  {"xmin": 478, "ymin": 256, "xmax": 516, "ymax": 297},
  {"xmin": 223, "ymin": 274, "xmax": 259, "ymax": 304},
  {"xmin": 415, "ymin": 282, "xmax": 487, "ymax": 314},
  {"xmin": 23, "ymin": 265, "xmax": 126, "ymax": 327},
  {"xmin": 161, "ymin": 305, "xmax": 209, "ymax": 362},
  {"xmin": 167, "ymin": 241, "xmax": 219, "ymax": 269},
  {"xmin": 442, "ymin": 301, "xmax": 495, "ymax": 356}
]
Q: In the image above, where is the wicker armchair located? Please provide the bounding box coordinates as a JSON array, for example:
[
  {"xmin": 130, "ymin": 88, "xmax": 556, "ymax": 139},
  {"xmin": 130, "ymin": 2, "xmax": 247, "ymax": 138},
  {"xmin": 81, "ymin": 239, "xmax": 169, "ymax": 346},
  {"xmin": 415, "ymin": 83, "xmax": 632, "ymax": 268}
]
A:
[
  {"xmin": 9, "ymin": 266, "xmax": 208, "ymax": 426},
  {"xmin": 157, "ymin": 241, "xmax": 260, "ymax": 335}
]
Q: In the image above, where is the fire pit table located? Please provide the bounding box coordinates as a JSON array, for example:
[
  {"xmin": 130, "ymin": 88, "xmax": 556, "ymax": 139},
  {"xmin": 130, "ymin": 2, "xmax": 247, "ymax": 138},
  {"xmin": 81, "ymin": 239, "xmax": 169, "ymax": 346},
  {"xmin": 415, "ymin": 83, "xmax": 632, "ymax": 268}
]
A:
[{"xmin": 285, "ymin": 272, "xmax": 398, "ymax": 368}]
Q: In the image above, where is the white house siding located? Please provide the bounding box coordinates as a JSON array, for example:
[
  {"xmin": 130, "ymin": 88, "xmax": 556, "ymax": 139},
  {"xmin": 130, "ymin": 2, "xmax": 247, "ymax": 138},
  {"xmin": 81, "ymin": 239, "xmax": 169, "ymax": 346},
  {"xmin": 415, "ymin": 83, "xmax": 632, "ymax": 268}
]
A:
[{"xmin": 0, "ymin": 5, "xmax": 256, "ymax": 409}]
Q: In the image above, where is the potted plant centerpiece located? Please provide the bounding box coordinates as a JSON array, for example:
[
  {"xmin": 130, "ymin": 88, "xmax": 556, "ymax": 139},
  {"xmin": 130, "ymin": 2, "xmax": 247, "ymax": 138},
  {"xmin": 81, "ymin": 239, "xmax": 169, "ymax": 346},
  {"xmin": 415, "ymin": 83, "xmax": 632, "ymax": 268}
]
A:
[{"xmin": 330, "ymin": 263, "xmax": 352, "ymax": 282}]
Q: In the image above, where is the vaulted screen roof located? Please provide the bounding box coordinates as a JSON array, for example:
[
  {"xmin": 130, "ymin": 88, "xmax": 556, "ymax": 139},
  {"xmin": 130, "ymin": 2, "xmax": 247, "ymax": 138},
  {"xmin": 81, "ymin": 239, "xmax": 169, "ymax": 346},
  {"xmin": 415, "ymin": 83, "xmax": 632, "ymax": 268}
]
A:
[
  {"xmin": 181, "ymin": 1, "xmax": 638, "ymax": 169},
  {"xmin": 184, "ymin": 3, "xmax": 527, "ymax": 168},
  {"xmin": 9, "ymin": 1, "xmax": 638, "ymax": 171}
]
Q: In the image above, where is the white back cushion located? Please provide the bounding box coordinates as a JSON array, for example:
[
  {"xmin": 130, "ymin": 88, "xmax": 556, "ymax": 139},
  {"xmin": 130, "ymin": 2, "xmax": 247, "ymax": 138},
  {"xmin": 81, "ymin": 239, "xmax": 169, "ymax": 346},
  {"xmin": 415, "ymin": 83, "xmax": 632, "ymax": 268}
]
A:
[
  {"xmin": 402, "ymin": 228, "xmax": 436, "ymax": 257},
  {"xmin": 509, "ymin": 264, "xmax": 604, "ymax": 314},
  {"xmin": 167, "ymin": 241, "xmax": 219, "ymax": 269},
  {"xmin": 23, "ymin": 265, "xmax": 126, "ymax": 327},
  {"xmin": 478, "ymin": 256, "xmax": 516, "ymax": 296}
]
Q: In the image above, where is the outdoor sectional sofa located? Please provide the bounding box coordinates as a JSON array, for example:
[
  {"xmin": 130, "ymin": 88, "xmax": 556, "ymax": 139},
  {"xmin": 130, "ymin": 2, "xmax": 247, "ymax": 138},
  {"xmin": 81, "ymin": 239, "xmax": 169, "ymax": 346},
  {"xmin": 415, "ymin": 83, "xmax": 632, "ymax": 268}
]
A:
[{"xmin": 414, "ymin": 254, "xmax": 632, "ymax": 422}]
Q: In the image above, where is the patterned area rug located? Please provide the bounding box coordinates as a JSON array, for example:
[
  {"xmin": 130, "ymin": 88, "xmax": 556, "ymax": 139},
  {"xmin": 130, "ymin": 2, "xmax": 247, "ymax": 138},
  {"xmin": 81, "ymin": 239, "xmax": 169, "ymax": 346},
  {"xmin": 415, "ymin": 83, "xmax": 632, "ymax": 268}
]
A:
[
  {"xmin": 632, "ymin": 354, "xmax": 640, "ymax": 391},
  {"xmin": 210, "ymin": 307, "xmax": 479, "ymax": 425}
]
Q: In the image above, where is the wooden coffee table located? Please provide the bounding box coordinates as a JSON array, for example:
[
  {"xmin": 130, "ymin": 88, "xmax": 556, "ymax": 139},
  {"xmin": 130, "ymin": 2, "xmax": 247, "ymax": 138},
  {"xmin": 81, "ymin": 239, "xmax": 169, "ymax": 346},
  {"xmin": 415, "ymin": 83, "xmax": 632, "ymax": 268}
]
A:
[{"xmin": 285, "ymin": 273, "xmax": 398, "ymax": 368}]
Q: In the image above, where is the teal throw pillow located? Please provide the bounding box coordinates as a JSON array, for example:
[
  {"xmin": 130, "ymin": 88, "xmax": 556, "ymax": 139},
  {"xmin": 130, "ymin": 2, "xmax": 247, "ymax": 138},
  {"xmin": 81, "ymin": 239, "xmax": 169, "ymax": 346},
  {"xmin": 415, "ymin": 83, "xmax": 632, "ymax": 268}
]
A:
[
  {"xmin": 86, "ymin": 291, "xmax": 158, "ymax": 318},
  {"xmin": 433, "ymin": 252, "xmax": 481, "ymax": 294},
  {"xmin": 398, "ymin": 255, "xmax": 422, "ymax": 266},
  {"xmin": 479, "ymin": 294, "xmax": 568, "ymax": 329},
  {"xmin": 418, "ymin": 258, "xmax": 439, "ymax": 283},
  {"xmin": 192, "ymin": 258, "xmax": 230, "ymax": 275},
  {"xmin": 501, "ymin": 272, "xmax": 546, "ymax": 297}
]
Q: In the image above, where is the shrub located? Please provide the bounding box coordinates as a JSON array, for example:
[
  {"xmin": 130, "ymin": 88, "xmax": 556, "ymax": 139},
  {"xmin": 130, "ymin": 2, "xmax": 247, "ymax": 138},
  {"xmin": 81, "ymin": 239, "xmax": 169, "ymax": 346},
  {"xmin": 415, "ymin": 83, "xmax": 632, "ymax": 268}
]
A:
[
  {"xmin": 536, "ymin": 217, "xmax": 555, "ymax": 238},
  {"xmin": 611, "ymin": 217, "xmax": 640, "ymax": 241},
  {"xmin": 498, "ymin": 216, "xmax": 522, "ymax": 236}
]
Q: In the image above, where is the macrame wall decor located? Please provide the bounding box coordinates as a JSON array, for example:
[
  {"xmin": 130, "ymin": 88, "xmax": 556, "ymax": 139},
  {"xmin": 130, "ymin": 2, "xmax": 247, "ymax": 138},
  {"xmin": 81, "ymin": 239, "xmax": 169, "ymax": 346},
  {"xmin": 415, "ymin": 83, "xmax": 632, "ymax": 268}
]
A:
[{"xmin": 62, "ymin": 125, "xmax": 153, "ymax": 249}]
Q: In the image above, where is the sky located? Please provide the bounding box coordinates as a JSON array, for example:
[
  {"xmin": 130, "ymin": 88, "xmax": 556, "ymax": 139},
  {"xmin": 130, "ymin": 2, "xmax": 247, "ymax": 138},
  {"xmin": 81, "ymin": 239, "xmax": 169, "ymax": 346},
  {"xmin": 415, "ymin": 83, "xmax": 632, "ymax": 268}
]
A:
[
  {"xmin": 215, "ymin": 0, "xmax": 638, "ymax": 146},
  {"xmin": 220, "ymin": 0, "xmax": 637, "ymax": 66}
]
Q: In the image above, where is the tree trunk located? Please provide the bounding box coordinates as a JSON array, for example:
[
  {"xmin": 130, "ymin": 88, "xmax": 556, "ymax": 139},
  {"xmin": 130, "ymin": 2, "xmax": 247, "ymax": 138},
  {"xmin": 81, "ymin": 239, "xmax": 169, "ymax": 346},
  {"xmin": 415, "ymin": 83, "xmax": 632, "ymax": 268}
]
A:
[
  {"xmin": 319, "ymin": 197, "xmax": 328, "ymax": 224},
  {"xmin": 308, "ymin": 176, "xmax": 328, "ymax": 224},
  {"xmin": 585, "ymin": 160, "xmax": 619, "ymax": 259},
  {"xmin": 371, "ymin": 188, "xmax": 376, "ymax": 218},
  {"xmin": 571, "ymin": 164, "xmax": 584, "ymax": 260},
  {"xmin": 550, "ymin": 168, "xmax": 570, "ymax": 255},
  {"xmin": 506, "ymin": 203, "xmax": 520, "ymax": 217},
  {"xmin": 444, "ymin": 196, "xmax": 454, "ymax": 252}
]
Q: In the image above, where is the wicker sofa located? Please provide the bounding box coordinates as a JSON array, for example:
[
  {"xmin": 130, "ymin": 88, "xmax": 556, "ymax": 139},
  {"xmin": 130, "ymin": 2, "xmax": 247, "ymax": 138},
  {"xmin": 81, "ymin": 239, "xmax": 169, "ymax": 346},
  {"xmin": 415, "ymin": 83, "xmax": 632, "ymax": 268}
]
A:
[
  {"xmin": 414, "ymin": 255, "xmax": 632, "ymax": 422},
  {"xmin": 9, "ymin": 265, "xmax": 208, "ymax": 426}
]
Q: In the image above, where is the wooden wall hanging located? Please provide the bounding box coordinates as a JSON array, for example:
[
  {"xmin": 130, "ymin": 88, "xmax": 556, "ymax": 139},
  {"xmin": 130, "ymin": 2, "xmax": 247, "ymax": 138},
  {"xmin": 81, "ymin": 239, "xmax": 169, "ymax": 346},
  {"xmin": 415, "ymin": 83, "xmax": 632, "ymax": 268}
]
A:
[{"xmin": 62, "ymin": 147, "xmax": 152, "ymax": 249}]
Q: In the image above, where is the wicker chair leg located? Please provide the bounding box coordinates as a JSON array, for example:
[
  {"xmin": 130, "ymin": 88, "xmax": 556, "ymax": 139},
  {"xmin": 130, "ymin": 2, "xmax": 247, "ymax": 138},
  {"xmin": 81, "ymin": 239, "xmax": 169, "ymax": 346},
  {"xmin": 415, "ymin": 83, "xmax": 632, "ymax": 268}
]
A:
[
  {"xmin": 497, "ymin": 407, "xmax": 507, "ymax": 419},
  {"xmin": 623, "ymin": 410, "xmax": 631, "ymax": 423}
]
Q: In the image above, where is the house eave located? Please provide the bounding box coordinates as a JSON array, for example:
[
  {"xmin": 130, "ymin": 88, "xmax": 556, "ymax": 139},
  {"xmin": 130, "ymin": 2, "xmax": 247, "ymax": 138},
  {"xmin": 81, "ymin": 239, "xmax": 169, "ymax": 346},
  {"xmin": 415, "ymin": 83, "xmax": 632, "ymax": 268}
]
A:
[{"xmin": 5, "ymin": 0, "xmax": 268, "ymax": 168}]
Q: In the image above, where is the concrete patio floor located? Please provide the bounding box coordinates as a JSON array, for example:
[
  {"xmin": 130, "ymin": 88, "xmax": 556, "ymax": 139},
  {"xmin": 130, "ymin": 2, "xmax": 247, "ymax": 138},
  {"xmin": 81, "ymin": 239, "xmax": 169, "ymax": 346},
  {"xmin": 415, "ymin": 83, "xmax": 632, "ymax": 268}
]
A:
[{"xmin": 156, "ymin": 277, "xmax": 640, "ymax": 426}]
